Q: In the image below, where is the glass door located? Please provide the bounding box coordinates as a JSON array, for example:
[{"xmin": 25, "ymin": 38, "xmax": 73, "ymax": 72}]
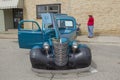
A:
[{"xmin": 13, "ymin": 9, "xmax": 23, "ymax": 29}]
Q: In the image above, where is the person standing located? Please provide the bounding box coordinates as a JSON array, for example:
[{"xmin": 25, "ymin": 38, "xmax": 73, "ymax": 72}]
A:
[{"xmin": 87, "ymin": 15, "xmax": 94, "ymax": 38}]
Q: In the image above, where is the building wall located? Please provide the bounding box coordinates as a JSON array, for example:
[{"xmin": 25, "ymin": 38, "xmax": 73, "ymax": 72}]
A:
[
  {"xmin": 4, "ymin": 9, "xmax": 14, "ymax": 30},
  {"xmin": 0, "ymin": 10, "xmax": 5, "ymax": 31},
  {"xmin": 24, "ymin": 0, "xmax": 120, "ymax": 35}
]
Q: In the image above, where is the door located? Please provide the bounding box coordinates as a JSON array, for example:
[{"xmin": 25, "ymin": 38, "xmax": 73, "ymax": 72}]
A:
[
  {"xmin": 13, "ymin": 9, "xmax": 23, "ymax": 29},
  {"xmin": 18, "ymin": 20, "xmax": 43, "ymax": 49}
]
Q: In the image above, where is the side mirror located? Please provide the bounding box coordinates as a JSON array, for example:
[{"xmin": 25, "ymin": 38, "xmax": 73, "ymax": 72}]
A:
[
  {"xmin": 76, "ymin": 23, "xmax": 81, "ymax": 35},
  {"xmin": 76, "ymin": 23, "xmax": 81, "ymax": 27},
  {"xmin": 76, "ymin": 23, "xmax": 81, "ymax": 31}
]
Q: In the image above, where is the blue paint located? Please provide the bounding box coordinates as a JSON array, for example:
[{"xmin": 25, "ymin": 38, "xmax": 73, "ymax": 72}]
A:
[{"xmin": 18, "ymin": 13, "xmax": 78, "ymax": 49}]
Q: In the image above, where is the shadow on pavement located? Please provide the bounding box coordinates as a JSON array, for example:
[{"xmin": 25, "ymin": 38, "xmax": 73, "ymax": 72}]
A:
[{"xmin": 33, "ymin": 60, "xmax": 98, "ymax": 79}]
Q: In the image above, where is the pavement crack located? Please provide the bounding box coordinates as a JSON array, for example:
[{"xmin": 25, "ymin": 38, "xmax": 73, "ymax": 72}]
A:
[{"xmin": 50, "ymin": 73, "xmax": 54, "ymax": 80}]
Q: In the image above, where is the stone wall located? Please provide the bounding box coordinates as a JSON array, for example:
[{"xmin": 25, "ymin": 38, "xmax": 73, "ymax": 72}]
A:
[{"xmin": 24, "ymin": 0, "xmax": 120, "ymax": 35}]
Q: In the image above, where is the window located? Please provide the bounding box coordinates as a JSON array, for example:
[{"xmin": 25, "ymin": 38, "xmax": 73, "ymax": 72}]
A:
[
  {"xmin": 21, "ymin": 22, "xmax": 40, "ymax": 31},
  {"xmin": 57, "ymin": 20, "xmax": 74, "ymax": 28},
  {"xmin": 36, "ymin": 4, "xmax": 61, "ymax": 19}
]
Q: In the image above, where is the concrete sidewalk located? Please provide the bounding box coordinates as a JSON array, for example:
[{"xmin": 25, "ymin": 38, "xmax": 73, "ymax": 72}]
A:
[
  {"xmin": 0, "ymin": 29, "xmax": 18, "ymax": 39},
  {"xmin": 0, "ymin": 30, "xmax": 120, "ymax": 45},
  {"xmin": 77, "ymin": 35, "xmax": 120, "ymax": 44}
]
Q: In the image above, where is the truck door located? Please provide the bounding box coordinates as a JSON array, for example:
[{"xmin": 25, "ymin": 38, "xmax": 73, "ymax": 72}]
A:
[{"xmin": 18, "ymin": 20, "xmax": 43, "ymax": 49}]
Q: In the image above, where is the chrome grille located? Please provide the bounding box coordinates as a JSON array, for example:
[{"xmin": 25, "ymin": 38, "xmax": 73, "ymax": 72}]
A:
[{"xmin": 53, "ymin": 39, "xmax": 68, "ymax": 66}]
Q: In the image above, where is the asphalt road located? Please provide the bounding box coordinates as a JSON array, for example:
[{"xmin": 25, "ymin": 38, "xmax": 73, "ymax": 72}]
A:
[{"xmin": 0, "ymin": 39, "xmax": 120, "ymax": 80}]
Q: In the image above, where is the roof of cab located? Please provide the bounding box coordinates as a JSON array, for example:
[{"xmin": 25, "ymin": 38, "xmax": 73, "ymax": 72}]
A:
[{"xmin": 55, "ymin": 14, "xmax": 75, "ymax": 20}]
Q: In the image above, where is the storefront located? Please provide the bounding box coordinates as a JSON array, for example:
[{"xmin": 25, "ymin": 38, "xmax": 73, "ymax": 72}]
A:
[
  {"xmin": 0, "ymin": 0, "xmax": 120, "ymax": 35},
  {"xmin": 0, "ymin": 0, "xmax": 23, "ymax": 31},
  {"xmin": 23, "ymin": 0, "xmax": 120, "ymax": 35}
]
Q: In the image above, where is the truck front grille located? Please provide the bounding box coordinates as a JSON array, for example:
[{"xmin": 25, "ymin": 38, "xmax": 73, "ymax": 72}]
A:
[{"xmin": 53, "ymin": 39, "xmax": 68, "ymax": 66}]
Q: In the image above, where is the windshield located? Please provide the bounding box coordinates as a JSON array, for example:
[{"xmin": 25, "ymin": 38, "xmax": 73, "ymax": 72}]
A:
[{"xmin": 57, "ymin": 20, "xmax": 74, "ymax": 28}]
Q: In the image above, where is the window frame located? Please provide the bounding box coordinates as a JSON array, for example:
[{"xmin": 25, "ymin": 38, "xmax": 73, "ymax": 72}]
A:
[{"xmin": 36, "ymin": 4, "xmax": 61, "ymax": 19}]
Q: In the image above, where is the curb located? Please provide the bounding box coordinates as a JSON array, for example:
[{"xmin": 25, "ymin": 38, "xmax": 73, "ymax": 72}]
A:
[{"xmin": 0, "ymin": 34, "xmax": 18, "ymax": 39}]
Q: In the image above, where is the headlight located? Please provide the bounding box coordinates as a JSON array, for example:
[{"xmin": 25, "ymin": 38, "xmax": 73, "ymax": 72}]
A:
[
  {"xmin": 43, "ymin": 42, "xmax": 49, "ymax": 50},
  {"xmin": 72, "ymin": 42, "xmax": 78, "ymax": 49}
]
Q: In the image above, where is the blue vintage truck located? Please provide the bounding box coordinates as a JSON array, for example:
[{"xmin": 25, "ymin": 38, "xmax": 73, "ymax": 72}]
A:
[{"xmin": 18, "ymin": 13, "xmax": 91, "ymax": 72}]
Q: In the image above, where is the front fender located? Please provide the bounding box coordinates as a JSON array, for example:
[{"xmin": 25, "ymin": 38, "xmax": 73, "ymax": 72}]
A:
[
  {"xmin": 69, "ymin": 46, "xmax": 92, "ymax": 68},
  {"xmin": 30, "ymin": 46, "xmax": 54, "ymax": 69}
]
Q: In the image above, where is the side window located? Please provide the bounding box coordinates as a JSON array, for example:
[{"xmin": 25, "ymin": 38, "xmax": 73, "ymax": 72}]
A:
[
  {"xmin": 21, "ymin": 22, "xmax": 39, "ymax": 31},
  {"xmin": 36, "ymin": 4, "xmax": 61, "ymax": 19}
]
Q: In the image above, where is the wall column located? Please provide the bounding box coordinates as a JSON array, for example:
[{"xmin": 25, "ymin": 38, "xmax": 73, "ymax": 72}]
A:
[{"xmin": 0, "ymin": 10, "xmax": 5, "ymax": 31}]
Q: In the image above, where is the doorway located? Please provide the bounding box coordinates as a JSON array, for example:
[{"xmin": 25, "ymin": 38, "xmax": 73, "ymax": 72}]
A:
[{"xmin": 13, "ymin": 9, "xmax": 23, "ymax": 29}]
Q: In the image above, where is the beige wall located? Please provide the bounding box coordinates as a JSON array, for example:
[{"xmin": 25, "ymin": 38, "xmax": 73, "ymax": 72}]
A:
[{"xmin": 24, "ymin": 0, "xmax": 120, "ymax": 35}]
